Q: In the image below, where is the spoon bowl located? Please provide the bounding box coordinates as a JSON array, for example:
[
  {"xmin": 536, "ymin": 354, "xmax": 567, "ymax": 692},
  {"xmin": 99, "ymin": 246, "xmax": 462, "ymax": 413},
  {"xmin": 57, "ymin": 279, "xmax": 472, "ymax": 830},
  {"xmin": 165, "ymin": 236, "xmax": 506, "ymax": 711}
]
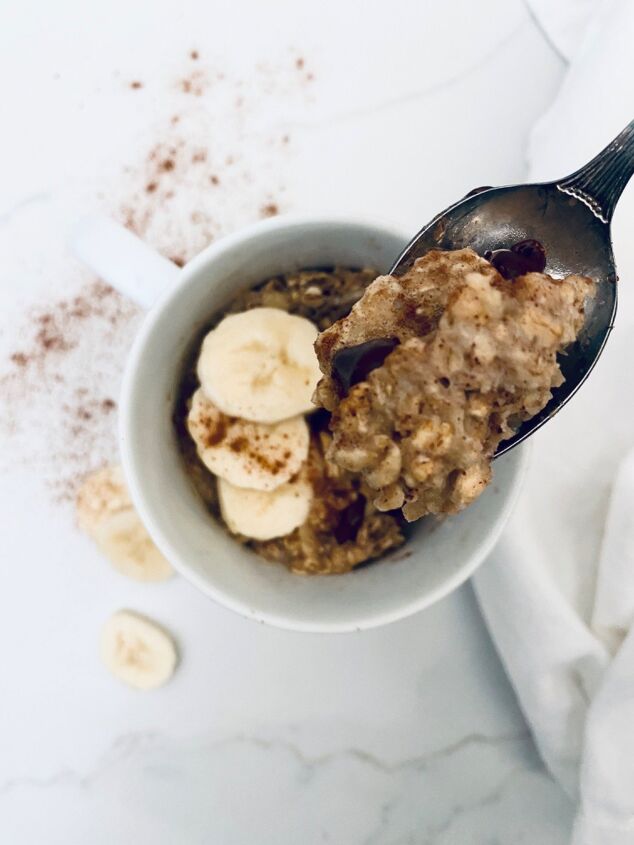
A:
[{"xmin": 391, "ymin": 121, "xmax": 634, "ymax": 455}]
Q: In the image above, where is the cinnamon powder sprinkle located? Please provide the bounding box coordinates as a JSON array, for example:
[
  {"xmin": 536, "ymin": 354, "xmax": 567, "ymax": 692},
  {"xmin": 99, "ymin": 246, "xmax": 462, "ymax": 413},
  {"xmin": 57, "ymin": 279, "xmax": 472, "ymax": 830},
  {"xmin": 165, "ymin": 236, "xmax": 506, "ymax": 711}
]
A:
[
  {"xmin": 228, "ymin": 436, "xmax": 248, "ymax": 453},
  {"xmin": 201, "ymin": 413, "xmax": 229, "ymax": 448},
  {"xmin": 179, "ymin": 69, "xmax": 207, "ymax": 96},
  {"xmin": 7, "ymin": 282, "xmax": 125, "ymax": 368},
  {"xmin": 1, "ymin": 281, "xmax": 140, "ymax": 504},
  {"xmin": 260, "ymin": 203, "xmax": 279, "ymax": 218},
  {"xmin": 4, "ymin": 51, "xmax": 313, "ymax": 509}
]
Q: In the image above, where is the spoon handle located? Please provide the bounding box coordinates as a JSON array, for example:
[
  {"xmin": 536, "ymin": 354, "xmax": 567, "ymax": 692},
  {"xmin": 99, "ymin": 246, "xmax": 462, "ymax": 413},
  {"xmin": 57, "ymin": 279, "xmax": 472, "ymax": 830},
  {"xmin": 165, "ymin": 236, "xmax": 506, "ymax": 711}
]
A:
[{"xmin": 557, "ymin": 119, "xmax": 634, "ymax": 224}]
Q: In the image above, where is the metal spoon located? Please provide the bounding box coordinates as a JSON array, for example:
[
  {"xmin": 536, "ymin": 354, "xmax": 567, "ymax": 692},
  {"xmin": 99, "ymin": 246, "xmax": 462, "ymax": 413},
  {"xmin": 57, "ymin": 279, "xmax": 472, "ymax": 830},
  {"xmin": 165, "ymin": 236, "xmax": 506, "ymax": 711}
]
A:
[{"xmin": 390, "ymin": 120, "xmax": 634, "ymax": 456}]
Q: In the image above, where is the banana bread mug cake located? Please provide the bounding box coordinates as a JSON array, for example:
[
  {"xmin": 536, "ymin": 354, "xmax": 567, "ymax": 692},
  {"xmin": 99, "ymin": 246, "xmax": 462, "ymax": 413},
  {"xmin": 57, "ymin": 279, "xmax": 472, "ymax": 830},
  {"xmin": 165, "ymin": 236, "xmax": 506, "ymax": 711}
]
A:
[
  {"xmin": 174, "ymin": 268, "xmax": 406, "ymax": 575},
  {"xmin": 174, "ymin": 243, "xmax": 594, "ymax": 575}
]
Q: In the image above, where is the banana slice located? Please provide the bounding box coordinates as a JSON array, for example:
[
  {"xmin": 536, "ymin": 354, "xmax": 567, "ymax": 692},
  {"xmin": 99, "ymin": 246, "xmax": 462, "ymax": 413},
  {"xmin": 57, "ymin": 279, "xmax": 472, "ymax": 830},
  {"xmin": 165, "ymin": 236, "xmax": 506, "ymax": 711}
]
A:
[
  {"xmin": 100, "ymin": 610, "xmax": 177, "ymax": 690},
  {"xmin": 92, "ymin": 509, "xmax": 174, "ymax": 582},
  {"xmin": 197, "ymin": 307, "xmax": 322, "ymax": 423},
  {"xmin": 218, "ymin": 474, "xmax": 313, "ymax": 540},
  {"xmin": 76, "ymin": 466, "xmax": 173, "ymax": 582},
  {"xmin": 76, "ymin": 465, "xmax": 130, "ymax": 534},
  {"xmin": 187, "ymin": 388, "xmax": 309, "ymax": 491}
]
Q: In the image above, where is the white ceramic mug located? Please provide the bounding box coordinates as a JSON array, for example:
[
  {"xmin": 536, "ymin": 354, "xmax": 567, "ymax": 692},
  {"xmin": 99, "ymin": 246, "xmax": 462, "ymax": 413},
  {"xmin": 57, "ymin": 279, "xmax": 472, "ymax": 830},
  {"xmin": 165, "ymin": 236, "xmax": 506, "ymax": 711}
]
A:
[{"xmin": 72, "ymin": 214, "xmax": 527, "ymax": 633}]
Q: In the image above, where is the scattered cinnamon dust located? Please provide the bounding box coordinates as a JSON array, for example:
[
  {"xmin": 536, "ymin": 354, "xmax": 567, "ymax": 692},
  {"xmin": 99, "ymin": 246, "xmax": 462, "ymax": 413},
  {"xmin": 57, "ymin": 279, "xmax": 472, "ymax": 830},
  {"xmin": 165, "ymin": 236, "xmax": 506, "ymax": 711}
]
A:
[
  {"xmin": 8, "ymin": 282, "xmax": 127, "ymax": 369},
  {"xmin": 109, "ymin": 49, "xmax": 319, "ymax": 260},
  {"xmin": 0, "ymin": 282, "xmax": 140, "ymax": 504},
  {"xmin": 294, "ymin": 56, "xmax": 314, "ymax": 83},
  {"xmin": 179, "ymin": 69, "xmax": 207, "ymax": 97},
  {"xmin": 260, "ymin": 203, "xmax": 279, "ymax": 218},
  {"xmin": 1, "ymin": 48, "xmax": 317, "ymax": 507},
  {"xmin": 119, "ymin": 134, "xmax": 218, "ymax": 258}
]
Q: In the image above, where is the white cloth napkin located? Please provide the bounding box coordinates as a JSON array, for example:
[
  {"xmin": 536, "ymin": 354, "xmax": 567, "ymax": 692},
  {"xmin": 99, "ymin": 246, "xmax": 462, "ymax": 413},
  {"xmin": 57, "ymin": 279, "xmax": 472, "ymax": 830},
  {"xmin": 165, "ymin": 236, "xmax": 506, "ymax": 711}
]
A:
[{"xmin": 473, "ymin": 2, "xmax": 634, "ymax": 842}]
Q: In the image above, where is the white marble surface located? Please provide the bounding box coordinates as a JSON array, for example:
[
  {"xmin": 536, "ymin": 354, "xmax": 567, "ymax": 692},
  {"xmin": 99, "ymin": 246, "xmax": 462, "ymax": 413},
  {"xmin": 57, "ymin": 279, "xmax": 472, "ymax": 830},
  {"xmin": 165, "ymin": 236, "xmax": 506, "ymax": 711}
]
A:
[{"xmin": 0, "ymin": 1, "xmax": 575, "ymax": 842}]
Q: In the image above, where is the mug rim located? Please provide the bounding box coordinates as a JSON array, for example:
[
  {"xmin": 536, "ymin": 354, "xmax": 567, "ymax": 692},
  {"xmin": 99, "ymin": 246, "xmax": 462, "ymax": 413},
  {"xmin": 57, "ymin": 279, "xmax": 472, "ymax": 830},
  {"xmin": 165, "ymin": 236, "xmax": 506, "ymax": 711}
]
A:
[{"xmin": 119, "ymin": 214, "xmax": 528, "ymax": 632}]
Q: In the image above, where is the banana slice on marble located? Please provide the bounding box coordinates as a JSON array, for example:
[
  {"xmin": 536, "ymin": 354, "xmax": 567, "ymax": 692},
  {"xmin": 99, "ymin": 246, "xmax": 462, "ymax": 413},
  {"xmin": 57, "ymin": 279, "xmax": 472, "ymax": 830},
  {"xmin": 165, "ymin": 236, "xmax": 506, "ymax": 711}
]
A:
[
  {"xmin": 218, "ymin": 474, "xmax": 313, "ymax": 541},
  {"xmin": 91, "ymin": 509, "xmax": 173, "ymax": 582},
  {"xmin": 76, "ymin": 465, "xmax": 130, "ymax": 534},
  {"xmin": 76, "ymin": 466, "xmax": 173, "ymax": 582},
  {"xmin": 196, "ymin": 307, "xmax": 322, "ymax": 423},
  {"xmin": 187, "ymin": 388, "xmax": 309, "ymax": 491},
  {"xmin": 100, "ymin": 610, "xmax": 177, "ymax": 690}
]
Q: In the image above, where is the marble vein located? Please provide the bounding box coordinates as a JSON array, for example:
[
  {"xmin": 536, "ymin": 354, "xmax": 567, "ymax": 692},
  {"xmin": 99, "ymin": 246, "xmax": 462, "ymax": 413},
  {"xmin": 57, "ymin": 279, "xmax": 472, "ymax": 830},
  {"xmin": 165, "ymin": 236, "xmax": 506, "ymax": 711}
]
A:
[
  {"xmin": 277, "ymin": 20, "xmax": 528, "ymax": 133},
  {"xmin": 416, "ymin": 767, "xmax": 526, "ymax": 845},
  {"xmin": 360, "ymin": 763, "xmax": 531, "ymax": 844},
  {"xmin": 0, "ymin": 731, "xmax": 161, "ymax": 796},
  {"xmin": 520, "ymin": 0, "xmax": 568, "ymax": 64},
  {"xmin": 0, "ymin": 192, "xmax": 51, "ymax": 226},
  {"xmin": 0, "ymin": 728, "xmax": 529, "ymax": 798}
]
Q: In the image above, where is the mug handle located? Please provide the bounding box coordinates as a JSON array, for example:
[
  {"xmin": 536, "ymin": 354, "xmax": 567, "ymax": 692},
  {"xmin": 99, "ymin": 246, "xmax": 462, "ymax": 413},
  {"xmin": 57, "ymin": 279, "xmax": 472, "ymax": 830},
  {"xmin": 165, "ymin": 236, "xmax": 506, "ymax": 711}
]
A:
[{"xmin": 70, "ymin": 216, "xmax": 181, "ymax": 309}]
